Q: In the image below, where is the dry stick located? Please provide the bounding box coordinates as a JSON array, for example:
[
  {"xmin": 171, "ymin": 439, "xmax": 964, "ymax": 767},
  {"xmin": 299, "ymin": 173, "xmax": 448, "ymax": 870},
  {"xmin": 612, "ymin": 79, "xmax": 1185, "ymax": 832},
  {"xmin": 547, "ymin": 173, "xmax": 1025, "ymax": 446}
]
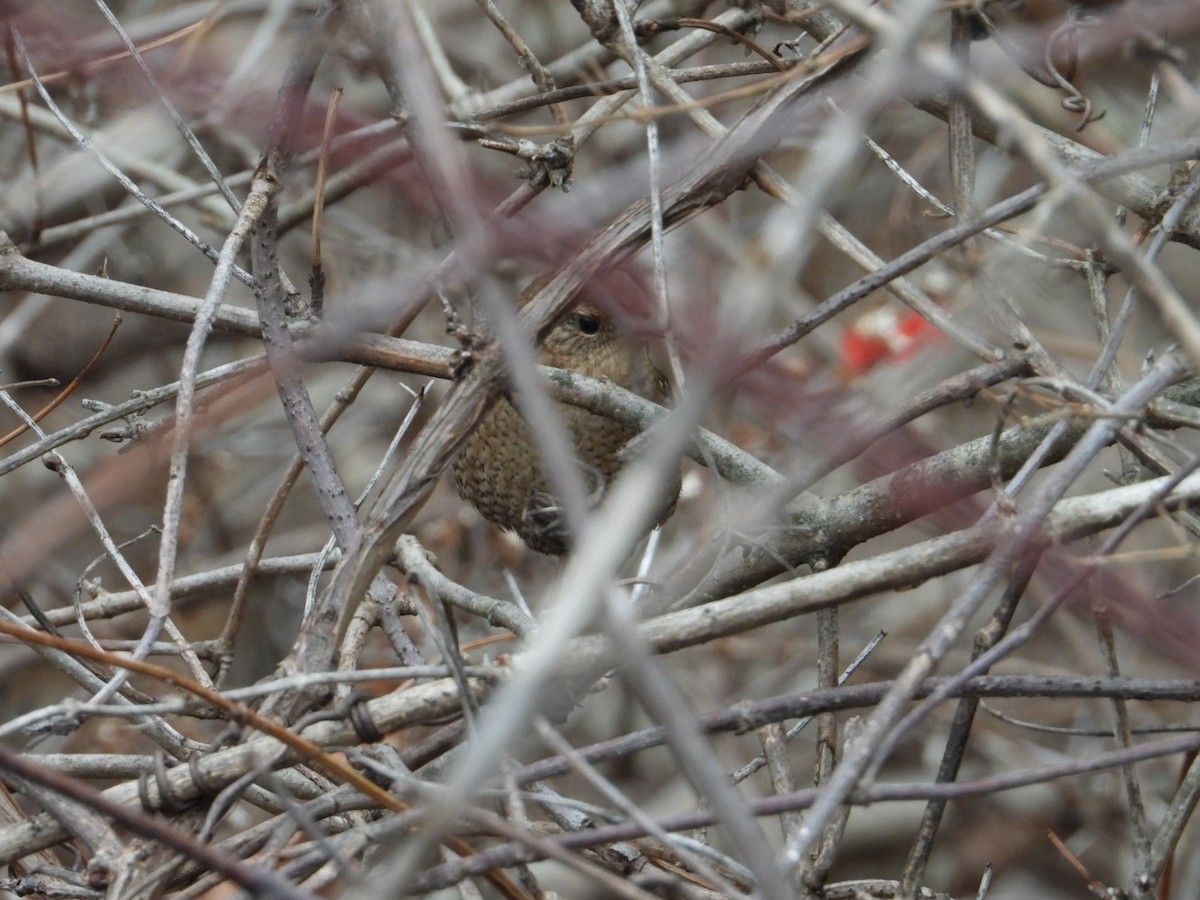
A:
[
  {"xmin": 2, "ymin": 655, "xmax": 1199, "ymax": 865},
  {"xmin": 946, "ymin": 17, "xmax": 1061, "ymax": 378},
  {"xmin": 248, "ymin": 6, "xmax": 431, "ymax": 720},
  {"xmin": 24, "ymin": 550, "xmax": 327, "ymax": 629},
  {"xmin": 1047, "ymin": 831, "xmax": 1112, "ymax": 897},
  {"xmin": 217, "ymin": 351, "xmax": 438, "ymax": 681},
  {"xmin": 600, "ymin": 538, "xmax": 794, "ymax": 900},
  {"xmin": 474, "ymin": 0, "xmax": 571, "ymax": 132},
  {"xmin": 177, "ymin": 784, "xmax": 371, "ymax": 893},
  {"xmin": 379, "ymin": 780, "xmax": 664, "ymax": 900},
  {"xmin": 678, "ymin": 409, "xmax": 1074, "ymax": 612},
  {"xmin": 950, "ymin": 61, "xmax": 1200, "ymax": 373},
  {"xmin": 0, "ymin": 782, "xmax": 63, "ymax": 883},
  {"xmin": 948, "ymin": 6, "xmax": 976, "ymax": 224},
  {"xmin": 3, "ymin": 25, "xmax": 42, "ymax": 243},
  {"xmin": 522, "ymin": 783, "xmax": 654, "ymax": 896},
  {"xmin": 152, "ymin": 770, "xmax": 334, "ymax": 898},
  {"xmin": 0, "ymin": 311, "xmax": 120, "ymax": 448},
  {"xmin": 1, "ymin": 665, "xmax": 491, "ymax": 736},
  {"xmin": 1101, "ymin": 66, "xmax": 1163, "ymax": 447},
  {"xmin": 136, "ymin": 172, "xmax": 274, "ymax": 700},
  {"xmin": 471, "ymin": 58, "xmax": 793, "ymax": 121},
  {"xmin": 0, "ymin": 16, "xmax": 209, "ymax": 98},
  {"xmin": 447, "ymin": 0, "xmax": 708, "ymax": 117},
  {"xmin": 416, "ymin": 730, "xmax": 1200, "ymax": 892},
  {"xmin": 472, "ymin": 46, "xmax": 825, "ymax": 138},
  {"xmin": 804, "ymin": 596, "xmax": 840, "ymax": 890},
  {"xmin": 0, "ymin": 621, "xmax": 396, "ymax": 802},
  {"xmin": 1118, "ymin": 62, "xmax": 1162, "ymax": 232},
  {"xmin": 1140, "ymin": 745, "xmax": 1200, "ymax": 895},
  {"xmin": 959, "ymin": 91, "xmax": 1200, "ymax": 249},
  {"xmin": 0, "ymin": 354, "xmax": 266, "ymax": 481},
  {"xmin": 898, "ymin": 553, "xmax": 1039, "ymax": 897},
  {"xmin": 1094, "ymin": 609, "xmax": 1153, "ymax": 879},
  {"xmin": 533, "ymin": 716, "xmax": 745, "ymax": 895},
  {"xmin": 649, "ymin": 56, "xmax": 999, "ymax": 365},
  {"xmin": 0, "ymin": 233, "xmax": 458, "ymax": 378},
  {"xmin": 731, "ymin": 632, "xmax": 887, "ymax": 787},
  {"xmin": 855, "ymin": 111, "xmax": 1083, "ymax": 269},
  {"xmin": 781, "ymin": 357, "xmax": 1184, "ymax": 865},
  {"xmin": 759, "ymin": 724, "xmax": 802, "ymax": 846},
  {"xmin": 792, "ymin": 355, "xmax": 1034, "ymax": 491},
  {"xmin": 805, "ymin": 719, "xmax": 859, "ymax": 890},
  {"xmin": 69, "ymin": 526, "xmax": 160, "ymax": 662},
  {"xmin": 0, "ymin": 743, "xmax": 311, "ymax": 900},
  {"xmin": 516, "ymin": 673, "xmax": 1200, "ymax": 787},
  {"xmin": 0, "ymin": 595, "xmax": 197, "ymax": 761},
  {"xmin": 412, "ymin": 0, "xmax": 471, "ymax": 103},
  {"xmin": 645, "ymin": 468, "xmax": 1200, "ymax": 668},
  {"xmin": 679, "ymin": 142, "xmax": 1200, "ymax": 610},
  {"xmin": 0, "ymin": 392, "xmax": 212, "ymax": 691},
  {"xmin": 225, "ymin": 94, "xmax": 399, "ymax": 682},
  {"xmin": 412, "ymin": 586, "xmax": 480, "ymax": 734},
  {"xmin": 883, "ymin": 468, "xmax": 1200, "ymax": 896},
  {"xmin": 0, "ymin": 378, "xmax": 55, "ymax": 391},
  {"xmin": 0, "ymin": 616, "xmax": 518, "ymax": 890},
  {"xmin": 321, "ymin": 387, "xmax": 426, "ymax": 619},
  {"xmin": 542, "ymin": 5, "xmax": 763, "ymax": 155},
  {"xmin": 7, "ymin": 31, "xmax": 253, "ymax": 287},
  {"xmin": 89, "ymin": 0, "xmax": 241, "ymax": 213},
  {"xmin": 1087, "ymin": 162, "xmax": 1200, "ymax": 398},
  {"xmin": 394, "ymin": 536, "xmax": 534, "ymax": 636},
  {"xmin": 690, "ymin": 358, "xmax": 1200, "ymax": 616},
  {"xmin": 667, "ymin": 17, "xmax": 789, "ymax": 72},
  {"xmin": 29, "ymin": 120, "xmax": 397, "ymax": 250},
  {"xmin": 309, "ymin": 86, "xmax": 343, "ymax": 317},
  {"xmin": 253, "ymin": 2, "xmax": 353, "ymax": 545},
  {"xmin": 740, "ymin": 135, "xmax": 1200, "ymax": 374},
  {"xmin": 612, "ymin": 0, "xmax": 688, "ymax": 392}
]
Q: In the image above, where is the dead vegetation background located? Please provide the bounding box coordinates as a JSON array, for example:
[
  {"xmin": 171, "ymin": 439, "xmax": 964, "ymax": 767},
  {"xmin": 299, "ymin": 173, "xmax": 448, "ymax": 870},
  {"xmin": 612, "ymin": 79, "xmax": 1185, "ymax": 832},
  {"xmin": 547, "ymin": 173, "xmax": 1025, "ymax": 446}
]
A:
[{"xmin": 1, "ymin": 0, "xmax": 1200, "ymax": 897}]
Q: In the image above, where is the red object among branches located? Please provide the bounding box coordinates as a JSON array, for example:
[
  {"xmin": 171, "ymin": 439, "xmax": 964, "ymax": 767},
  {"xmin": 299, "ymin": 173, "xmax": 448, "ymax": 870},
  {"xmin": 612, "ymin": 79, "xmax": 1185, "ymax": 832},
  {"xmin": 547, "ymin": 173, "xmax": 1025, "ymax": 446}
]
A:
[{"xmin": 840, "ymin": 306, "xmax": 941, "ymax": 379}]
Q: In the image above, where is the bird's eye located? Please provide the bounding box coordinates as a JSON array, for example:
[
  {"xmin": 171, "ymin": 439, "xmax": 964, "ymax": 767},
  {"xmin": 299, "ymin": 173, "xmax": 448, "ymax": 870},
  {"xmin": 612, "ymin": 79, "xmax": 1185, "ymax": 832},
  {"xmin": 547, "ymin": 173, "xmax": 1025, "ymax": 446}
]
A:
[{"xmin": 576, "ymin": 313, "xmax": 601, "ymax": 335}]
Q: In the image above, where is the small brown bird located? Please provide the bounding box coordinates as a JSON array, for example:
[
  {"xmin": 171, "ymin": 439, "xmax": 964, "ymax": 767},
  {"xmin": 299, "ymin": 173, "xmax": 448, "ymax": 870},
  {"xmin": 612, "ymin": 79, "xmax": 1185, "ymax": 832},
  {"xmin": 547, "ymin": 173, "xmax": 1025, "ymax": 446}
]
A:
[{"xmin": 453, "ymin": 276, "xmax": 678, "ymax": 555}]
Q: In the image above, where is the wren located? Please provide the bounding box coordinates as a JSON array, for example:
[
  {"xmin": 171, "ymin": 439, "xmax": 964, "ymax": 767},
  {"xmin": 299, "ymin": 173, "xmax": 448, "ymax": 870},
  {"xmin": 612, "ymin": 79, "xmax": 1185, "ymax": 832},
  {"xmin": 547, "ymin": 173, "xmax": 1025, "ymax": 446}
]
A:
[{"xmin": 453, "ymin": 277, "xmax": 678, "ymax": 555}]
